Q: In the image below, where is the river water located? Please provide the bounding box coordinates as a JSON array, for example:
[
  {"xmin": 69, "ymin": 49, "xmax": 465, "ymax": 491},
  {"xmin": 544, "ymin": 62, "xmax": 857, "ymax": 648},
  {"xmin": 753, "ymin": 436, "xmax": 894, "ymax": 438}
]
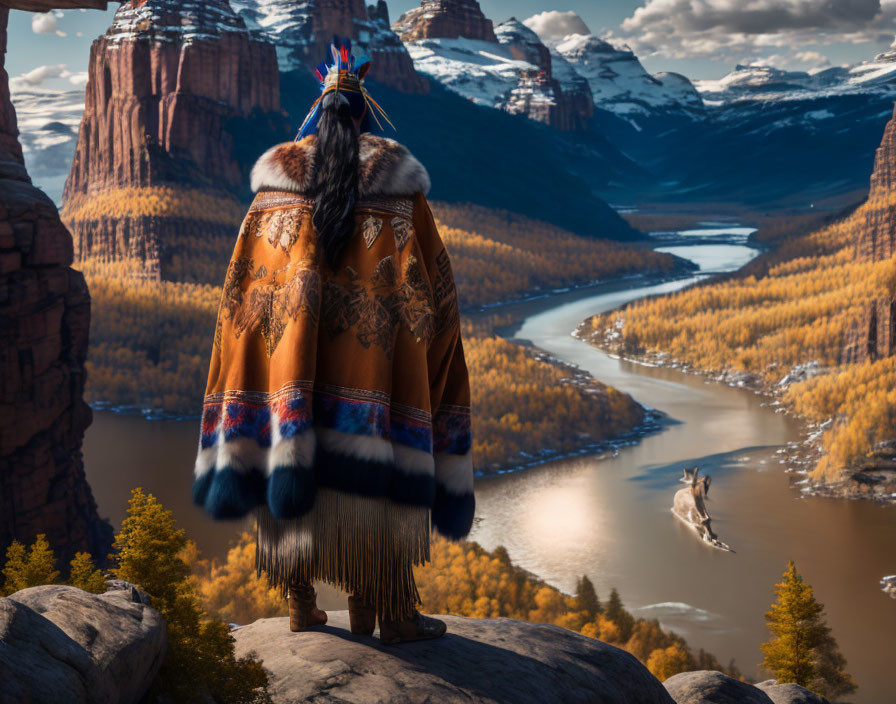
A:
[{"xmin": 83, "ymin": 227, "xmax": 896, "ymax": 701}]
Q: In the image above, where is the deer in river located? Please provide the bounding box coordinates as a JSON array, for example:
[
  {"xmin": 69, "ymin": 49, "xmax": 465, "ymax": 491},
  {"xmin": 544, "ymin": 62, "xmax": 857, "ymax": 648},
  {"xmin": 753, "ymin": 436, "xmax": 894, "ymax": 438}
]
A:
[{"xmin": 672, "ymin": 467, "xmax": 718, "ymax": 544}]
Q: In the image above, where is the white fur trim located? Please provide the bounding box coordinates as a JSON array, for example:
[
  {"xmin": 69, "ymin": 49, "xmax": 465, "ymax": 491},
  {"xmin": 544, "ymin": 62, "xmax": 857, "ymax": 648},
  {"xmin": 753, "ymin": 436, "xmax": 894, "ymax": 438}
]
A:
[
  {"xmin": 393, "ymin": 443, "xmax": 435, "ymax": 478},
  {"xmin": 316, "ymin": 427, "xmax": 395, "ymax": 463},
  {"xmin": 250, "ymin": 135, "xmax": 430, "ymax": 196},
  {"xmin": 194, "ymin": 441, "xmax": 218, "ymax": 479},
  {"xmin": 216, "ymin": 436, "xmax": 267, "ymax": 474},
  {"xmin": 268, "ymin": 412, "xmax": 316, "ymax": 476},
  {"xmin": 381, "ymin": 148, "xmax": 430, "ymax": 196},
  {"xmin": 434, "ymin": 451, "xmax": 474, "ymax": 495},
  {"xmin": 358, "ymin": 137, "xmax": 378, "ymax": 164},
  {"xmin": 250, "ymin": 144, "xmax": 297, "ymax": 193}
]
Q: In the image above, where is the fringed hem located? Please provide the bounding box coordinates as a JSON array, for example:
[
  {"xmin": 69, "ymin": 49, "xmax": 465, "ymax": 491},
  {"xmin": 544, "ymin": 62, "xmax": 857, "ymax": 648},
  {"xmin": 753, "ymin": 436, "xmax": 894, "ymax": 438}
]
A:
[{"xmin": 255, "ymin": 488, "xmax": 430, "ymax": 621}]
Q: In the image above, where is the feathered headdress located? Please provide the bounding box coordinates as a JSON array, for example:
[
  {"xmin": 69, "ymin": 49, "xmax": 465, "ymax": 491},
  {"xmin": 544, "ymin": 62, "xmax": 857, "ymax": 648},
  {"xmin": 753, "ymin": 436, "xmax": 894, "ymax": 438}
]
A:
[{"xmin": 296, "ymin": 36, "xmax": 395, "ymax": 140}]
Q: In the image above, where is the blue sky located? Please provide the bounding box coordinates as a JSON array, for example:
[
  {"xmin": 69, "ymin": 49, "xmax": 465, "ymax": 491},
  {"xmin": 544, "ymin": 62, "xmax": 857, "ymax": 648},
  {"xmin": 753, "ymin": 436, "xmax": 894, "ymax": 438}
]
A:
[{"xmin": 7, "ymin": 1, "xmax": 896, "ymax": 92}]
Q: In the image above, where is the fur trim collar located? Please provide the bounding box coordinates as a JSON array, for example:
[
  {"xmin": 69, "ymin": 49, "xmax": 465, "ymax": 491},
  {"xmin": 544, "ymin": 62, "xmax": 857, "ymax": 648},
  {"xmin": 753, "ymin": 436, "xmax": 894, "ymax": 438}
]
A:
[{"xmin": 250, "ymin": 134, "xmax": 431, "ymax": 197}]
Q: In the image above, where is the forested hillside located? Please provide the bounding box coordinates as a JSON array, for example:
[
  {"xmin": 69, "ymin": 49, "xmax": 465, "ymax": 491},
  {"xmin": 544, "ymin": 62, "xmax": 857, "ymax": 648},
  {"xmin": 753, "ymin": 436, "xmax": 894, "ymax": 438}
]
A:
[
  {"xmin": 76, "ymin": 204, "xmax": 682, "ymax": 472},
  {"xmin": 584, "ymin": 191, "xmax": 896, "ymax": 485}
]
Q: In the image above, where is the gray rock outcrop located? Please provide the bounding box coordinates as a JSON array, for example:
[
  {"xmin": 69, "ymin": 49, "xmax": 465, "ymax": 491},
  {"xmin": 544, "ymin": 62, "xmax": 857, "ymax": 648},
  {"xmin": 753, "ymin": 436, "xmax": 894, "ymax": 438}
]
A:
[
  {"xmin": 0, "ymin": 584, "xmax": 166, "ymax": 704},
  {"xmin": 664, "ymin": 671, "xmax": 774, "ymax": 703},
  {"xmin": 756, "ymin": 681, "xmax": 830, "ymax": 704},
  {"xmin": 233, "ymin": 611, "xmax": 676, "ymax": 703}
]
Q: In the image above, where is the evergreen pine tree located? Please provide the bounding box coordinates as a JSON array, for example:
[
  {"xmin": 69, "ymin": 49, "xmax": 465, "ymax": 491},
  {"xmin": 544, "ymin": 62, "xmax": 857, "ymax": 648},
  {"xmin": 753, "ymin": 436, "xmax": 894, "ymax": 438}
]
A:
[
  {"xmin": 69, "ymin": 552, "xmax": 107, "ymax": 594},
  {"xmin": 575, "ymin": 575, "xmax": 602, "ymax": 618},
  {"xmin": 606, "ymin": 587, "xmax": 623, "ymax": 621},
  {"xmin": 761, "ymin": 561, "xmax": 856, "ymax": 701},
  {"xmin": 1, "ymin": 534, "xmax": 60, "ymax": 595},
  {"xmin": 112, "ymin": 488, "xmax": 270, "ymax": 703},
  {"xmin": 605, "ymin": 587, "xmax": 635, "ymax": 641}
]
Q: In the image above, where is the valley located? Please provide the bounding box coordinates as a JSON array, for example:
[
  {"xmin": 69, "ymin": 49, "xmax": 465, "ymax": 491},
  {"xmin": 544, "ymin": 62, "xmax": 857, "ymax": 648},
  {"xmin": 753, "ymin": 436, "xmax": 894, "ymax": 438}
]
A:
[
  {"xmin": 5, "ymin": 1, "xmax": 896, "ymax": 700},
  {"xmin": 79, "ymin": 223, "xmax": 896, "ymax": 701}
]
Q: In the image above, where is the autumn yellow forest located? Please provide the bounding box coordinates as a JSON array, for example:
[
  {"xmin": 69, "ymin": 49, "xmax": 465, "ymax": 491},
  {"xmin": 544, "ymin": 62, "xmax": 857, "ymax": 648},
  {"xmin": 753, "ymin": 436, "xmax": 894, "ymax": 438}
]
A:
[
  {"xmin": 586, "ymin": 193, "xmax": 896, "ymax": 481},
  {"xmin": 72, "ymin": 200, "xmax": 676, "ymax": 472},
  {"xmin": 188, "ymin": 530, "xmax": 740, "ymax": 682},
  {"xmin": 2, "ymin": 492, "xmax": 740, "ymax": 686}
]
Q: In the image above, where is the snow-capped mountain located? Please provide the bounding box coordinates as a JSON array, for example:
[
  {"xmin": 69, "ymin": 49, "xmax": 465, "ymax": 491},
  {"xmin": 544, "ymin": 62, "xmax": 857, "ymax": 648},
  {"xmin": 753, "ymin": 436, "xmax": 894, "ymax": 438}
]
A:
[
  {"xmin": 402, "ymin": 36, "xmax": 530, "ymax": 108},
  {"xmin": 696, "ymin": 50, "xmax": 896, "ymax": 103},
  {"xmin": 11, "ymin": 89, "xmax": 85, "ymax": 203},
  {"xmin": 553, "ymin": 33, "xmax": 703, "ymax": 117},
  {"xmin": 396, "ymin": 3, "xmax": 702, "ymax": 129},
  {"xmin": 397, "ymin": 14, "xmax": 592, "ymax": 130},
  {"xmin": 104, "ymin": 0, "xmax": 247, "ymax": 45},
  {"xmin": 594, "ymin": 44, "xmax": 896, "ymax": 206}
]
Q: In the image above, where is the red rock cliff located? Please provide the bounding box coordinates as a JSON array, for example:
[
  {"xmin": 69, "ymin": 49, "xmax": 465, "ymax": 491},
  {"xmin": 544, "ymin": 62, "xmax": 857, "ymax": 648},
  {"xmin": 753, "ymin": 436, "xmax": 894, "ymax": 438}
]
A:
[
  {"xmin": 843, "ymin": 105, "xmax": 896, "ymax": 362},
  {"xmin": 0, "ymin": 2, "xmax": 112, "ymax": 566},
  {"xmin": 62, "ymin": 0, "xmax": 291, "ymax": 279},
  {"xmin": 393, "ymin": 0, "xmax": 497, "ymax": 42}
]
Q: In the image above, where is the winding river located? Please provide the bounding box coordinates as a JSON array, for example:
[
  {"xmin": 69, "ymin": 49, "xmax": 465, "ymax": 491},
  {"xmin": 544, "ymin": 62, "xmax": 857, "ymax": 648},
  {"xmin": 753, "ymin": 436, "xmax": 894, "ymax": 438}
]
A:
[{"xmin": 84, "ymin": 225, "xmax": 896, "ymax": 701}]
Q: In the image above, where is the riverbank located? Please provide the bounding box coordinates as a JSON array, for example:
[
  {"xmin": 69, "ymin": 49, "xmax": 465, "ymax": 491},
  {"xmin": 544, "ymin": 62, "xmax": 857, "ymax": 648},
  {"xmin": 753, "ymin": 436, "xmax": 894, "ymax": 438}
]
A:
[{"xmin": 575, "ymin": 321, "xmax": 896, "ymax": 506}]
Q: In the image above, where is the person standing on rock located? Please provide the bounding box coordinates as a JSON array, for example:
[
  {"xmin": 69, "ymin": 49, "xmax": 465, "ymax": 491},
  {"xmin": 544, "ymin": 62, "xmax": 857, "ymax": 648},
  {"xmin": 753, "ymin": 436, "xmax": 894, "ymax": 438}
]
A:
[{"xmin": 191, "ymin": 38, "xmax": 474, "ymax": 644}]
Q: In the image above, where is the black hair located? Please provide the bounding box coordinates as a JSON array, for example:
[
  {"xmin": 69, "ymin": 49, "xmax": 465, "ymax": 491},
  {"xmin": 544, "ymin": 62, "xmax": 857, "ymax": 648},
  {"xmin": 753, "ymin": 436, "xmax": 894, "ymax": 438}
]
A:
[{"xmin": 312, "ymin": 90, "xmax": 360, "ymax": 269}]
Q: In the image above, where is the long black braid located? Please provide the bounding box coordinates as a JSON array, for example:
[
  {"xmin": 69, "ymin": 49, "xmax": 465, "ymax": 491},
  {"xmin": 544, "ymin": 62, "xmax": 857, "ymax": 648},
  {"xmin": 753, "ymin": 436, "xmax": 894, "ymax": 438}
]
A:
[{"xmin": 312, "ymin": 90, "xmax": 360, "ymax": 269}]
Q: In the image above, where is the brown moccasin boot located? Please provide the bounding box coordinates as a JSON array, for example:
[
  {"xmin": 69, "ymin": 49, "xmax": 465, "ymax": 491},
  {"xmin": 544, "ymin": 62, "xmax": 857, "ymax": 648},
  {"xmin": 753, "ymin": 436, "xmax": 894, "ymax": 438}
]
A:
[
  {"xmin": 288, "ymin": 582, "xmax": 327, "ymax": 632},
  {"xmin": 379, "ymin": 610, "xmax": 447, "ymax": 645},
  {"xmin": 347, "ymin": 594, "xmax": 377, "ymax": 636}
]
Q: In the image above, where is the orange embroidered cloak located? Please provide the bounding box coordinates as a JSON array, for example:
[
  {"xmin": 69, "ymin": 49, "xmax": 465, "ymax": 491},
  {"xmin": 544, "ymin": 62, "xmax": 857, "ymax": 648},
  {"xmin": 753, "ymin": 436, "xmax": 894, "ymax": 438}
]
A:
[{"xmin": 192, "ymin": 135, "xmax": 475, "ymax": 581}]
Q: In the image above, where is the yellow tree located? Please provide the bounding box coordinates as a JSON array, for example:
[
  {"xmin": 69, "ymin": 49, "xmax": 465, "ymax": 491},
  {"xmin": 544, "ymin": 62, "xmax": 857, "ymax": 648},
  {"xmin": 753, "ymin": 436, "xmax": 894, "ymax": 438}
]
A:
[
  {"xmin": 761, "ymin": 561, "xmax": 856, "ymax": 700},
  {"xmin": 69, "ymin": 552, "xmax": 107, "ymax": 594},
  {"xmin": 647, "ymin": 644, "xmax": 691, "ymax": 681},
  {"xmin": 1, "ymin": 534, "xmax": 59, "ymax": 595}
]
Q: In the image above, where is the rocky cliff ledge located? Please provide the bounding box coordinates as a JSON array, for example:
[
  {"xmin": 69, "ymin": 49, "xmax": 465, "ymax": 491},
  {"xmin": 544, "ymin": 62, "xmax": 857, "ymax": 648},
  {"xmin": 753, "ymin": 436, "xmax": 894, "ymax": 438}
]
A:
[
  {"xmin": 234, "ymin": 611, "xmax": 676, "ymax": 703},
  {"xmin": 0, "ymin": 3, "xmax": 111, "ymax": 566},
  {"xmin": 62, "ymin": 0, "xmax": 291, "ymax": 280},
  {"xmin": 0, "ymin": 583, "xmax": 166, "ymax": 704},
  {"xmin": 1, "ymin": 597, "xmax": 830, "ymax": 704},
  {"xmin": 233, "ymin": 612, "xmax": 826, "ymax": 704}
]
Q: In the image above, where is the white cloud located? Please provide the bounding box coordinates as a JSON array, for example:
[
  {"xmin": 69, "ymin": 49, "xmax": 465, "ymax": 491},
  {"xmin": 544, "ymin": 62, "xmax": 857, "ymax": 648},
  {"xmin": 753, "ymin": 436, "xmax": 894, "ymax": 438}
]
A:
[
  {"xmin": 523, "ymin": 11, "xmax": 591, "ymax": 44},
  {"xmin": 744, "ymin": 50, "xmax": 832, "ymax": 70},
  {"xmin": 32, "ymin": 12, "xmax": 57, "ymax": 34},
  {"xmin": 9, "ymin": 64, "xmax": 77, "ymax": 91},
  {"xmin": 616, "ymin": 0, "xmax": 896, "ymax": 61},
  {"xmin": 31, "ymin": 12, "xmax": 66, "ymax": 37},
  {"xmin": 795, "ymin": 50, "xmax": 831, "ymax": 67}
]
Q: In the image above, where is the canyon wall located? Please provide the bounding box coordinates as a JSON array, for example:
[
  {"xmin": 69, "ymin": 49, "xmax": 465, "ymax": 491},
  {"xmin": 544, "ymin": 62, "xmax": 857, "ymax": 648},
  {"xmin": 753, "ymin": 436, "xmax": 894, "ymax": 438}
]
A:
[
  {"xmin": 392, "ymin": 0, "xmax": 497, "ymax": 42},
  {"xmin": 843, "ymin": 105, "xmax": 896, "ymax": 363},
  {"xmin": 62, "ymin": 0, "xmax": 291, "ymax": 281},
  {"xmin": 0, "ymin": 2, "xmax": 111, "ymax": 566}
]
